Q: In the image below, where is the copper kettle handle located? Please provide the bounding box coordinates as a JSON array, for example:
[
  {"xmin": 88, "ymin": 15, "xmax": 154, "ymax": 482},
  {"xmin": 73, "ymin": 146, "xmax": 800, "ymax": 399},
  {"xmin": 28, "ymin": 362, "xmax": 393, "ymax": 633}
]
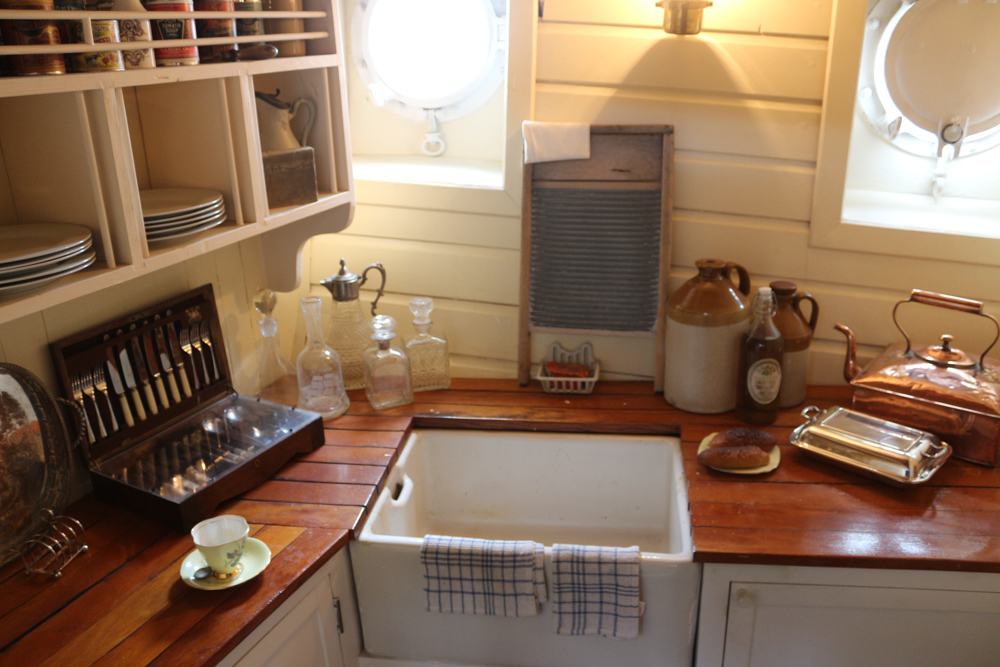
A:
[
  {"xmin": 722, "ymin": 262, "xmax": 751, "ymax": 297},
  {"xmin": 892, "ymin": 289, "xmax": 1000, "ymax": 367}
]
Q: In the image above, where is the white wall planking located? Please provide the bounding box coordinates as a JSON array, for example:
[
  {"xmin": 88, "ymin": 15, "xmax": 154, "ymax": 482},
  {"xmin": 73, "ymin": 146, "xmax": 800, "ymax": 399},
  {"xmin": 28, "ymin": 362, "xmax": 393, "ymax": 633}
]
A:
[
  {"xmin": 308, "ymin": 235, "xmax": 520, "ymax": 306},
  {"xmin": 536, "ymin": 24, "xmax": 827, "ymax": 101},
  {"xmin": 540, "ymin": 0, "xmax": 834, "ymax": 38},
  {"xmin": 534, "ymin": 83, "xmax": 822, "ymax": 162},
  {"xmin": 671, "ymin": 211, "xmax": 810, "ymax": 279},
  {"xmin": 341, "ymin": 204, "xmax": 521, "ymax": 250},
  {"xmin": 675, "ymin": 153, "xmax": 815, "ymax": 221},
  {"xmin": 0, "ymin": 313, "xmax": 59, "ymax": 388}
]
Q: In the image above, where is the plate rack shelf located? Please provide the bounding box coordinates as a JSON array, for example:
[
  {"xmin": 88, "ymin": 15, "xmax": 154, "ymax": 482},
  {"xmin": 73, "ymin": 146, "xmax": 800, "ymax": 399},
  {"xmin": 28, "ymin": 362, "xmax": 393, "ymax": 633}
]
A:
[{"xmin": 0, "ymin": 0, "xmax": 354, "ymax": 325}]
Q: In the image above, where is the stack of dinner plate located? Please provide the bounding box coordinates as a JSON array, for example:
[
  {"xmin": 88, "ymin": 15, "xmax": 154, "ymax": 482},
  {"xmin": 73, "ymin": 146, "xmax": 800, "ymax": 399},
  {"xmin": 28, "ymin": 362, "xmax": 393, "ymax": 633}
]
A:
[
  {"xmin": 140, "ymin": 188, "xmax": 227, "ymax": 244},
  {"xmin": 0, "ymin": 223, "xmax": 97, "ymax": 296}
]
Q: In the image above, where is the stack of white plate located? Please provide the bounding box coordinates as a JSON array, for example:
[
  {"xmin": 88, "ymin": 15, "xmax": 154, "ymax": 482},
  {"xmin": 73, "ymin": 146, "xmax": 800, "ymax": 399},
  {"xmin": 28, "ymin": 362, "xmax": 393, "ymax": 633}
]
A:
[
  {"xmin": 0, "ymin": 223, "xmax": 97, "ymax": 296},
  {"xmin": 140, "ymin": 188, "xmax": 227, "ymax": 244}
]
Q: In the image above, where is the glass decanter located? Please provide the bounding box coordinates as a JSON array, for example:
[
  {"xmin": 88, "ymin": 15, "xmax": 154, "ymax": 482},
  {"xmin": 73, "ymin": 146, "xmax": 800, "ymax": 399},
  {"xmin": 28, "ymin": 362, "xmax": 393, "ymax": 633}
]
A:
[
  {"xmin": 363, "ymin": 315, "xmax": 413, "ymax": 410},
  {"xmin": 296, "ymin": 296, "xmax": 350, "ymax": 419},
  {"xmin": 320, "ymin": 258, "xmax": 387, "ymax": 391},
  {"xmin": 405, "ymin": 296, "xmax": 450, "ymax": 392},
  {"xmin": 253, "ymin": 289, "xmax": 298, "ymax": 404}
]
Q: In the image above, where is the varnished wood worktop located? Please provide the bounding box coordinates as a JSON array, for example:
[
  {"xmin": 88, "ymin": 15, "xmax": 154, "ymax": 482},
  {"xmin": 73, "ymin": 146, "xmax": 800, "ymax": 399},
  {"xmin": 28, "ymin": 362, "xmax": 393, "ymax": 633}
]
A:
[{"xmin": 4, "ymin": 380, "xmax": 1000, "ymax": 665}]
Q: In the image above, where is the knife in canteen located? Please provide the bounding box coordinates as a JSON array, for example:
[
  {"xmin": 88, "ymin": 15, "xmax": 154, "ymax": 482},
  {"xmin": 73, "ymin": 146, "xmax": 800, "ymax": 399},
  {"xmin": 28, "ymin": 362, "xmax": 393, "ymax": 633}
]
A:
[
  {"xmin": 154, "ymin": 327, "xmax": 182, "ymax": 404},
  {"xmin": 105, "ymin": 347, "xmax": 135, "ymax": 428},
  {"xmin": 130, "ymin": 336, "xmax": 159, "ymax": 416},
  {"xmin": 165, "ymin": 323, "xmax": 193, "ymax": 398},
  {"xmin": 117, "ymin": 343, "xmax": 147, "ymax": 421},
  {"xmin": 143, "ymin": 331, "xmax": 170, "ymax": 409}
]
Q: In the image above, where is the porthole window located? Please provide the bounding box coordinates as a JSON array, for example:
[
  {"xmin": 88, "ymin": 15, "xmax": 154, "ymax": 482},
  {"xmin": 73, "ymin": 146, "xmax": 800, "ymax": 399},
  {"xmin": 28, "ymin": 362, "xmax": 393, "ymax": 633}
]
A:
[
  {"xmin": 857, "ymin": 0, "xmax": 1000, "ymax": 164},
  {"xmin": 351, "ymin": 0, "xmax": 507, "ymax": 156}
]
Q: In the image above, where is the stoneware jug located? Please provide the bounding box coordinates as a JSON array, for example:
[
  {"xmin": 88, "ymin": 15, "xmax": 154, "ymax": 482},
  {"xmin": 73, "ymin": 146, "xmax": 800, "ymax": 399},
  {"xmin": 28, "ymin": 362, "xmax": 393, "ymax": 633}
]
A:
[
  {"xmin": 664, "ymin": 258, "xmax": 751, "ymax": 413},
  {"xmin": 770, "ymin": 280, "xmax": 818, "ymax": 408},
  {"xmin": 255, "ymin": 89, "xmax": 315, "ymax": 153}
]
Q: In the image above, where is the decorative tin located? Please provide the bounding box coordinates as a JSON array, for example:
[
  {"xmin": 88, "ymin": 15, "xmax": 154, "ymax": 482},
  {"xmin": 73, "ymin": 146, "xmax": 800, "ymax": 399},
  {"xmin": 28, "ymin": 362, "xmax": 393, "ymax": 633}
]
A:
[
  {"xmin": 148, "ymin": 0, "xmax": 199, "ymax": 65},
  {"xmin": 234, "ymin": 0, "xmax": 264, "ymax": 45},
  {"xmin": 69, "ymin": 19, "xmax": 125, "ymax": 72},
  {"xmin": 114, "ymin": 0, "xmax": 157, "ymax": 70},
  {"xmin": 193, "ymin": 0, "xmax": 236, "ymax": 62},
  {"xmin": 53, "ymin": 0, "xmax": 84, "ymax": 47},
  {"xmin": 0, "ymin": 0, "xmax": 67, "ymax": 75},
  {"xmin": 791, "ymin": 405, "xmax": 952, "ymax": 486}
]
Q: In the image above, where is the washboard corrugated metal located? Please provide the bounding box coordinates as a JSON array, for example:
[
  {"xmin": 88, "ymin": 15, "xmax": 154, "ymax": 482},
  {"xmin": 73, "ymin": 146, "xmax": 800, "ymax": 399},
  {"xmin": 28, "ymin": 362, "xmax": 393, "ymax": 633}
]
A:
[{"xmin": 518, "ymin": 125, "xmax": 674, "ymax": 390}]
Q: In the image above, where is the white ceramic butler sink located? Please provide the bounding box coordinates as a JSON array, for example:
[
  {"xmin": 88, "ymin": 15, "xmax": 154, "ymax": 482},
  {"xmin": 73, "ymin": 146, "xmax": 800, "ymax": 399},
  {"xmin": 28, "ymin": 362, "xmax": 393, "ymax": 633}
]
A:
[{"xmin": 350, "ymin": 429, "xmax": 700, "ymax": 667}]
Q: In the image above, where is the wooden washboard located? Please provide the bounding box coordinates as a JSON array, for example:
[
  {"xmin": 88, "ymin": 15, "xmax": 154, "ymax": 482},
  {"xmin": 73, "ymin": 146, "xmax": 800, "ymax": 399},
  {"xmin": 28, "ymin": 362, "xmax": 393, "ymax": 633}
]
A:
[{"xmin": 518, "ymin": 125, "xmax": 674, "ymax": 389}]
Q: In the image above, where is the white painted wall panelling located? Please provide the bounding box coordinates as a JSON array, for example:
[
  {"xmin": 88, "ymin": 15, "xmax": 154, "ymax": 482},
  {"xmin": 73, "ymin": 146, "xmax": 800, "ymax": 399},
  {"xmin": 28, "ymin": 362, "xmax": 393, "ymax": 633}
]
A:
[
  {"xmin": 536, "ymin": 24, "xmax": 827, "ymax": 101},
  {"xmin": 540, "ymin": 0, "xmax": 834, "ymax": 38}
]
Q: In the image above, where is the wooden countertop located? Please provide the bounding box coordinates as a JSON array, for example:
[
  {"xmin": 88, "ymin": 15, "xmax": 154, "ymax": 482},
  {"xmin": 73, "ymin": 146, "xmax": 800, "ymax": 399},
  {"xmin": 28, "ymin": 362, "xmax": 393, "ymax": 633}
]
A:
[{"xmin": 4, "ymin": 379, "xmax": 1000, "ymax": 665}]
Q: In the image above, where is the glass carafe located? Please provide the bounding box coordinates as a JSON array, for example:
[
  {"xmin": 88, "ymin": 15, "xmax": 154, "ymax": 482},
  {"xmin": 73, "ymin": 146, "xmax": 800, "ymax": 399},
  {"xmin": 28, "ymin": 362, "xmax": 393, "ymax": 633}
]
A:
[
  {"xmin": 253, "ymin": 289, "xmax": 297, "ymax": 404},
  {"xmin": 296, "ymin": 296, "xmax": 350, "ymax": 419},
  {"xmin": 405, "ymin": 296, "xmax": 450, "ymax": 392},
  {"xmin": 363, "ymin": 315, "xmax": 413, "ymax": 410},
  {"xmin": 320, "ymin": 258, "xmax": 386, "ymax": 391}
]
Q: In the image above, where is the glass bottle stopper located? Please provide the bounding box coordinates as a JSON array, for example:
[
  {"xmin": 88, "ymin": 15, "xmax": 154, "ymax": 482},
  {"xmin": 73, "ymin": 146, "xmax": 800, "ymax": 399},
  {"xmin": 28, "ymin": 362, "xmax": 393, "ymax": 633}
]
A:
[
  {"xmin": 409, "ymin": 296, "xmax": 433, "ymax": 324},
  {"xmin": 370, "ymin": 314, "xmax": 398, "ymax": 341}
]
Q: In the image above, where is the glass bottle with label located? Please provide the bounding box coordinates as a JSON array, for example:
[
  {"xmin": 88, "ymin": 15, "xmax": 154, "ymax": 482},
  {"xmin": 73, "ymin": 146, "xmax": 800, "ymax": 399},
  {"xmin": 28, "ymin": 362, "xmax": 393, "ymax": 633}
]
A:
[
  {"xmin": 296, "ymin": 296, "xmax": 350, "ymax": 419},
  {"xmin": 736, "ymin": 286, "xmax": 784, "ymax": 425},
  {"xmin": 405, "ymin": 296, "xmax": 450, "ymax": 392},
  {"xmin": 363, "ymin": 315, "xmax": 413, "ymax": 410}
]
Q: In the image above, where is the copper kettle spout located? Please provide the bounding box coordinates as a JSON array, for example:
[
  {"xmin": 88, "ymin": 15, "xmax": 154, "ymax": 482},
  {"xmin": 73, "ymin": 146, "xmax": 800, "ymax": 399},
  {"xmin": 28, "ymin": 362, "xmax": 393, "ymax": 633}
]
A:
[{"xmin": 835, "ymin": 323, "xmax": 861, "ymax": 382}]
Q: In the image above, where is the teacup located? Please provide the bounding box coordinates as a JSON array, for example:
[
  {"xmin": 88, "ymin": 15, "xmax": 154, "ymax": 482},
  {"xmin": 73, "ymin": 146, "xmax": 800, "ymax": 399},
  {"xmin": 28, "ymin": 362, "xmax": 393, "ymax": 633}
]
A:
[{"xmin": 191, "ymin": 515, "xmax": 249, "ymax": 579}]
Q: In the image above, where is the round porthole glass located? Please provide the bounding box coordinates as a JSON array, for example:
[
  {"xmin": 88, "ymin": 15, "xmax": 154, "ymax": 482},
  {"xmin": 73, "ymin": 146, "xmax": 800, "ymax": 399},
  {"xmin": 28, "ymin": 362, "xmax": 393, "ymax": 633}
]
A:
[
  {"xmin": 857, "ymin": 0, "xmax": 1000, "ymax": 159},
  {"xmin": 351, "ymin": 0, "xmax": 506, "ymax": 124}
]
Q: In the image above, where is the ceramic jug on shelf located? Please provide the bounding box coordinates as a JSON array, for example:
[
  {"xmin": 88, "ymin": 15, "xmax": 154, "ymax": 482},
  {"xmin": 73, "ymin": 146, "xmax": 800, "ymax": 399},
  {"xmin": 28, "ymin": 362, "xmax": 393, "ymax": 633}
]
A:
[
  {"xmin": 664, "ymin": 258, "xmax": 751, "ymax": 414},
  {"xmin": 770, "ymin": 280, "xmax": 818, "ymax": 409},
  {"xmin": 254, "ymin": 89, "xmax": 315, "ymax": 153}
]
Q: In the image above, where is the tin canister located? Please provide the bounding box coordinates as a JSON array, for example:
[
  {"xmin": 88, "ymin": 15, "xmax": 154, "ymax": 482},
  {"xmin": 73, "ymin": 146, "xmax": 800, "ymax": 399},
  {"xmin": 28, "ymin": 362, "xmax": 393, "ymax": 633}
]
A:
[
  {"xmin": 53, "ymin": 0, "xmax": 84, "ymax": 47},
  {"xmin": 69, "ymin": 19, "xmax": 125, "ymax": 72},
  {"xmin": 0, "ymin": 0, "xmax": 67, "ymax": 75},
  {"xmin": 193, "ymin": 0, "xmax": 236, "ymax": 63},
  {"xmin": 234, "ymin": 0, "xmax": 264, "ymax": 45},
  {"xmin": 148, "ymin": 0, "xmax": 199, "ymax": 65},
  {"xmin": 262, "ymin": 0, "xmax": 305, "ymax": 57},
  {"xmin": 117, "ymin": 12, "xmax": 156, "ymax": 69}
]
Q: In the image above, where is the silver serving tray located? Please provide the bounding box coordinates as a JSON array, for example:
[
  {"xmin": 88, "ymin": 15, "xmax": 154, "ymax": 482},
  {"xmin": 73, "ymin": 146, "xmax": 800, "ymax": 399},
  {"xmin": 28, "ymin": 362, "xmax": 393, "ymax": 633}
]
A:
[{"xmin": 790, "ymin": 406, "xmax": 952, "ymax": 485}]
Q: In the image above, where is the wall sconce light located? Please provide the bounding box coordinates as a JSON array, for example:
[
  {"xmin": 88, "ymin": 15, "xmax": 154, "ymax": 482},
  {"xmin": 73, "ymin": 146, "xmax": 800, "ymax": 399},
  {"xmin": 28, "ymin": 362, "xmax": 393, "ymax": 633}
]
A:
[{"xmin": 655, "ymin": 0, "xmax": 713, "ymax": 35}]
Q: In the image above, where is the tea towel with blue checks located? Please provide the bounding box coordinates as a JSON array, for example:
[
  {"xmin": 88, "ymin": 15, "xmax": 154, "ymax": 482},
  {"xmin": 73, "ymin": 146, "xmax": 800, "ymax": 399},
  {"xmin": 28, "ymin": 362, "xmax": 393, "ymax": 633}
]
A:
[
  {"xmin": 421, "ymin": 535, "xmax": 547, "ymax": 617},
  {"xmin": 551, "ymin": 543, "xmax": 641, "ymax": 639}
]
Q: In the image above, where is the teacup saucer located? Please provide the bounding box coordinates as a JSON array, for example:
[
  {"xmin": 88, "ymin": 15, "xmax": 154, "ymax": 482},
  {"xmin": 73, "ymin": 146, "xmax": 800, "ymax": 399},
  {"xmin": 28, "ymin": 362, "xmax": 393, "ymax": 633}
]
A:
[{"xmin": 180, "ymin": 537, "xmax": 271, "ymax": 590}]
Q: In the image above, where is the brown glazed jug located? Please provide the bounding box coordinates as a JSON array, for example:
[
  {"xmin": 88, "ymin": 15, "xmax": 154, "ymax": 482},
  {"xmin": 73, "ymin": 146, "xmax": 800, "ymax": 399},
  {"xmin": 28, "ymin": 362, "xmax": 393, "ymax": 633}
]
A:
[
  {"xmin": 770, "ymin": 280, "xmax": 818, "ymax": 408},
  {"xmin": 664, "ymin": 259, "xmax": 751, "ymax": 413}
]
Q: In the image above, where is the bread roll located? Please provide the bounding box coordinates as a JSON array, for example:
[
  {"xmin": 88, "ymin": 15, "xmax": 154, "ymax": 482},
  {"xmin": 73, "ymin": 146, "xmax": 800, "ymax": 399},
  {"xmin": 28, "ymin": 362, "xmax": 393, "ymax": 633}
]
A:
[
  {"xmin": 697, "ymin": 445, "xmax": 771, "ymax": 470},
  {"xmin": 709, "ymin": 427, "xmax": 777, "ymax": 452}
]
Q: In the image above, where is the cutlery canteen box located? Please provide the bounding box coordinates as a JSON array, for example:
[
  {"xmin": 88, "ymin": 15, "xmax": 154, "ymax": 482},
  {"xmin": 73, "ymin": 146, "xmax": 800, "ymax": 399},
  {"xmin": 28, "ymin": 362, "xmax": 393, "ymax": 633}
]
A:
[{"xmin": 49, "ymin": 285, "xmax": 324, "ymax": 531}]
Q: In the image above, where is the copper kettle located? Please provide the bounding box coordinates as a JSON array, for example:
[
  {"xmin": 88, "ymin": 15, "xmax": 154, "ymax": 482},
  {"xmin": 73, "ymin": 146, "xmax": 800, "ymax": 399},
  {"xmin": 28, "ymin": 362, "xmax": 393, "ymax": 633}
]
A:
[{"xmin": 835, "ymin": 289, "xmax": 1000, "ymax": 466}]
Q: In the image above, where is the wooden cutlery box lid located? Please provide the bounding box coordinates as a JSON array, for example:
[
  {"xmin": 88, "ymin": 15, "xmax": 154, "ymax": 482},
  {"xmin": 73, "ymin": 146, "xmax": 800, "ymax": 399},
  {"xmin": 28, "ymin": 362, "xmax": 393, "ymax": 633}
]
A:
[{"xmin": 50, "ymin": 285, "xmax": 324, "ymax": 530}]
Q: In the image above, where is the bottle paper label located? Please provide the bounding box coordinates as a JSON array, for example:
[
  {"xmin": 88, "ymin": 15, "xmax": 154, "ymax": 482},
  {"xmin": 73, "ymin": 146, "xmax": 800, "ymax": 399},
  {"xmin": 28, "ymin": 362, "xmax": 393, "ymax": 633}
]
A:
[{"xmin": 746, "ymin": 358, "xmax": 781, "ymax": 404}]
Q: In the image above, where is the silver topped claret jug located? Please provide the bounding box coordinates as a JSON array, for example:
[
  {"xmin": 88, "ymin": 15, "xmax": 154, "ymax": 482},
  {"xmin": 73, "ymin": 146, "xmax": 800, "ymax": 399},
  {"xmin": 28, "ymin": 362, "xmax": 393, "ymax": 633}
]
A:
[{"xmin": 320, "ymin": 258, "xmax": 387, "ymax": 391}]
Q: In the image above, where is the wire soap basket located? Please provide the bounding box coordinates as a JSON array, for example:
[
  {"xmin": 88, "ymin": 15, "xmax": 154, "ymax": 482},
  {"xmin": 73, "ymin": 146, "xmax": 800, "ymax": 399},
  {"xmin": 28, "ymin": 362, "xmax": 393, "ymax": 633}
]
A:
[{"xmin": 536, "ymin": 342, "xmax": 600, "ymax": 394}]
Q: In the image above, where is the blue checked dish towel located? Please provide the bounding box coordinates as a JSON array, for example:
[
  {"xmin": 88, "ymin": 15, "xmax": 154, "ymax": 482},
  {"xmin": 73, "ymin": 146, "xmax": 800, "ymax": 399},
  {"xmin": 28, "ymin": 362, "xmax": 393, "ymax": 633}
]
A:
[
  {"xmin": 551, "ymin": 543, "xmax": 642, "ymax": 639},
  {"xmin": 420, "ymin": 535, "xmax": 548, "ymax": 617}
]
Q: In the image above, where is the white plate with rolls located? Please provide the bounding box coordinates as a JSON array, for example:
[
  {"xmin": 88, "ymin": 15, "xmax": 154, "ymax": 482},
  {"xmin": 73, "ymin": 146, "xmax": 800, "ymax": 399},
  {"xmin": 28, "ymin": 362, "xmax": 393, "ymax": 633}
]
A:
[{"xmin": 697, "ymin": 430, "xmax": 781, "ymax": 475}]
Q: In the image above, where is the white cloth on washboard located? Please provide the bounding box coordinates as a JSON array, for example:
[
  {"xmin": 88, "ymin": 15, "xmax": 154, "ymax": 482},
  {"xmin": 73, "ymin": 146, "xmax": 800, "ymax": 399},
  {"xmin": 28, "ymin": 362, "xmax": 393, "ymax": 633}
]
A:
[
  {"xmin": 522, "ymin": 121, "xmax": 591, "ymax": 164},
  {"xmin": 551, "ymin": 543, "xmax": 641, "ymax": 639},
  {"xmin": 420, "ymin": 535, "xmax": 547, "ymax": 617}
]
